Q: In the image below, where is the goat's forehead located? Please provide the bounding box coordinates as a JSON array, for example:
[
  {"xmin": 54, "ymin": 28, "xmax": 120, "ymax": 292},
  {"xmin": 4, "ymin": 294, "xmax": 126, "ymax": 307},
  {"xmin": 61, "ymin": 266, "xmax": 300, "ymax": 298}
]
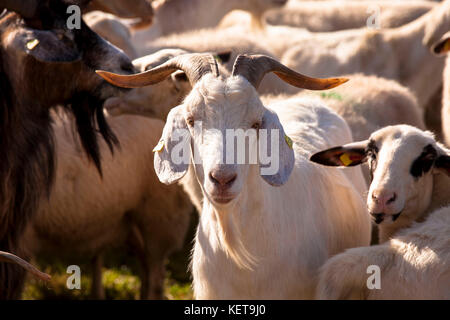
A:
[{"xmin": 184, "ymin": 75, "xmax": 262, "ymax": 115}]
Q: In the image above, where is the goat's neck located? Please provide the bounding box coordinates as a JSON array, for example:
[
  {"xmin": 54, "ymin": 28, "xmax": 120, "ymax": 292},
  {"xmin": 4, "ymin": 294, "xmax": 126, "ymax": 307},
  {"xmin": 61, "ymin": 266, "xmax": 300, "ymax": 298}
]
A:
[
  {"xmin": 156, "ymin": 0, "xmax": 243, "ymax": 34},
  {"xmin": 200, "ymin": 165, "xmax": 269, "ymax": 267},
  {"xmin": 385, "ymin": 9, "xmax": 446, "ymax": 106}
]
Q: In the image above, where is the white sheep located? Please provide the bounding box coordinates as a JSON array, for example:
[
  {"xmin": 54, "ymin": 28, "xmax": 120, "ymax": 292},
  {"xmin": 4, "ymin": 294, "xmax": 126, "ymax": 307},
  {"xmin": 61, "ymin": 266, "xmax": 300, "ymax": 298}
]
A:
[
  {"xmin": 97, "ymin": 53, "xmax": 372, "ymax": 299},
  {"xmin": 278, "ymin": 0, "xmax": 450, "ymax": 113},
  {"xmin": 316, "ymin": 204, "xmax": 450, "ymax": 299},
  {"xmin": 132, "ymin": 0, "xmax": 287, "ymax": 45},
  {"xmin": 222, "ymin": 1, "xmax": 435, "ymax": 32},
  {"xmin": 84, "ymin": 11, "xmax": 138, "ymax": 59},
  {"xmin": 430, "ymin": 31, "xmax": 450, "ymax": 147},
  {"xmin": 311, "ymin": 125, "xmax": 450, "ymax": 243},
  {"xmin": 25, "ymin": 113, "xmax": 193, "ymax": 299}
]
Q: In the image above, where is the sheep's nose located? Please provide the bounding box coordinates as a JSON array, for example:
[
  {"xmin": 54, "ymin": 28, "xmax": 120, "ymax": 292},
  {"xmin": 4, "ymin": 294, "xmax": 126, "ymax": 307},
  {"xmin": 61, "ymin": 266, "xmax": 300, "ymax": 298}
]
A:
[
  {"xmin": 209, "ymin": 171, "xmax": 237, "ymax": 187},
  {"xmin": 371, "ymin": 190, "xmax": 397, "ymax": 211}
]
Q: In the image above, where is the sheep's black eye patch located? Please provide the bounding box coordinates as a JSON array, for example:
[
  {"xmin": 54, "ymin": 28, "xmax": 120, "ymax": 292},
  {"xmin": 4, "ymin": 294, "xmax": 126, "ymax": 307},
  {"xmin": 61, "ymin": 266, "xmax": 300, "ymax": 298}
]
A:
[{"xmin": 410, "ymin": 144, "xmax": 437, "ymax": 178}]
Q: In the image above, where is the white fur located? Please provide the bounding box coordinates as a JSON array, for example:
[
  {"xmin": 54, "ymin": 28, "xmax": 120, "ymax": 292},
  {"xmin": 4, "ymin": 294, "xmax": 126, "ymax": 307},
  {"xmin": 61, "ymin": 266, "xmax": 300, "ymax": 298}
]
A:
[
  {"xmin": 174, "ymin": 74, "xmax": 372, "ymax": 299},
  {"xmin": 25, "ymin": 114, "xmax": 192, "ymax": 299},
  {"xmin": 317, "ymin": 205, "xmax": 450, "ymax": 299}
]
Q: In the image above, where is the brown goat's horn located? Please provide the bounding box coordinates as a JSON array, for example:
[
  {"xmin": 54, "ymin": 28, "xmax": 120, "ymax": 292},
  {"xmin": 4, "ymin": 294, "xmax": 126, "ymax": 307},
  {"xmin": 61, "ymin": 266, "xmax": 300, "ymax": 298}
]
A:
[
  {"xmin": 232, "ymin": 54, "xmax": 348, "ymax": 90},
  {"xmin": 0, "ymin": 251, "xmax": 51, "ymax": 282},
  {"xmin": 0, "ymin": 0, "xmax": 39, "ymax": 18},
  {"xmin": 97, "ymin": 53, "xmax": 219, "ymax": 88}
]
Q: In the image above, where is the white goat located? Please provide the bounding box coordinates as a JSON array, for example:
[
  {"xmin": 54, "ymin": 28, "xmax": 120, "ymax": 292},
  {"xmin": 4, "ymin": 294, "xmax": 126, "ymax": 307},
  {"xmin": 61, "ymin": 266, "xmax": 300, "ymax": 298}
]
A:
[
  {"xmin": 316, "ymin": 204, "xmax": 450, "ymax": 299},
  {"xmin": 97, "ymin": 53, "xmax": 372, "ymax": 299},
  {"xmin": 25, "ymin": 114, "xmax": 192, "ymax": 300},
  {"xmin": 311, "ymin": 125, "xmax": 450, "ymax": 243}
]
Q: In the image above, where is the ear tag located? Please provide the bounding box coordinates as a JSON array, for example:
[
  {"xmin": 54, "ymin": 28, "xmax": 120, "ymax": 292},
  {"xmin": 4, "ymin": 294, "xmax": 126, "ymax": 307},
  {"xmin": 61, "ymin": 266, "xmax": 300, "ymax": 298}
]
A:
[
  {"xmin": 444, "ymin": 40, "xmax": 450, "ymax": 53},
  {"xmin": 213, "ymin": 54, "xmax": 222, "ymax": 64},
  {"xmin": 340, "ymin": 153, "xmax": 352, "ymax": 166},
  {"xmin": 284, "ymin": 134, "xmax": 293, "ymax": 149},
  {"xmin": 153, "ymin": 139, "xmax": 165, "ymax": 153},
  {"xmin": 26, "ymin": 39, "xmax": 39, "ymax": 51}
]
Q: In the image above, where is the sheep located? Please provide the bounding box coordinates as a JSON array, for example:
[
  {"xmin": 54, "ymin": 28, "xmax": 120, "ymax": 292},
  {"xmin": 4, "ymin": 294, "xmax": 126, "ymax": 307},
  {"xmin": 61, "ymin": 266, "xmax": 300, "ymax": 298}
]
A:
[
  {"xmin": 25, "ymin": 113, "xmax": 192, "ymax": 300},
  {"xmin": 430, "ymin": 31, "xmax": 450, "ymax": 147},
  {"xmin": 86, "ymin": 0, "xmax": 154, "ymax": 29},
  {"xmin": 310, "ymin": 125, "xmax": 450, "ymax": 243},
  {"xmin": 316, "ymin": 204, "xmax": 450, "ymax": 300},
  {"xmin": 223, "ymin": 1, "xmax": 435, "ymax": 32},
  {"xmin": 84, "ymin": 11, "xmax": 138, "ymax": 59},
  {"xmin": 138, "ymin": 28, "xmax": 294, "ymax": 95},
  {"xmin": 0, "ymin": 0, "xmax": 133, "ymax": 299},
  {"xmin": 278, "ymin": 0, "xmax": 450, "ymax": 114},
  {"xmin": 97, "ymin": 53, "xmax": 372, "ymax": 299},
  {"xmin": 131, "ymin": 0, "xmax": 288, "ymax": 52},
  {"xmin": 299, "ymin": 74, "xmax": 426, "ymax": 143}
]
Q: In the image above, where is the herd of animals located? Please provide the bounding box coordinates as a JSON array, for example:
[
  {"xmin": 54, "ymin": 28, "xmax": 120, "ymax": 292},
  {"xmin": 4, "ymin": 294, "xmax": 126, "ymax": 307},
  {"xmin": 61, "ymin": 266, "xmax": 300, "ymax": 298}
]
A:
[{"xmin": 0, "ymin": 0, "xmax": 449, "ymax": 300}]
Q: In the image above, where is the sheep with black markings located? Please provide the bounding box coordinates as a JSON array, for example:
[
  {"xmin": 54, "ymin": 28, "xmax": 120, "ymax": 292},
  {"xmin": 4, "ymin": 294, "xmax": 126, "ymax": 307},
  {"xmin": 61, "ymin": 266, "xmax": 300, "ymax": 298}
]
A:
[{"xmin": 311, "ymin": 125, "xmax": 450, "ymax": 243}]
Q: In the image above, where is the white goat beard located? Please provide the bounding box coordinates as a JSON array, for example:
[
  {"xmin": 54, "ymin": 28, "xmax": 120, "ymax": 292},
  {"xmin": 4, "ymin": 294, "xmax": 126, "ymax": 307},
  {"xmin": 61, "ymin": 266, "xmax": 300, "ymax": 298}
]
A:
[{"xmin": 216, "ymin": 207, "xmax": 257, "ymax": 271}]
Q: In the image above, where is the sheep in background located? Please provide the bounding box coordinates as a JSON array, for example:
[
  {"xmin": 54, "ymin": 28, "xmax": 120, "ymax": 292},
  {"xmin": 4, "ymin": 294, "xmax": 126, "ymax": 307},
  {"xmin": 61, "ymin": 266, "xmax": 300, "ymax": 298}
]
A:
[
  {"xmin": 97, "ymin": 53, "xmax": 372, "ymax": 299},
  {"xmin": 84, "ymin": 11, "xmax": 138, "ymax": 58},
  {"xmin": 430, "ymin": 31, "xmax": 450, "ymax": 147},
  {"xmin": 86, "ymin": 0, "xmax": 154, "ymax": 29},
  {"xmin": 25, "ymin": 114, "xmax": 192, "ymax": 300},
  {"xmin": 0, "ymin": 0, "xmax": 134, "ymax": 299},
  {"xmin": 300, "ymin": 74, "xmax": 425, "ymax": 142},
  {"xmin": 221, "ymin": 1, "xmax": 434, "ymax": 32},
  {"xmin": 278, "ymin": 0, "xmax": 450, "ymax": 132},
  {"xmin": 311, "ymin": 125, "xmax": 450, "ymax": 243},
  {"xmin": 316, "ymin": 204, "xmax": 450, "ymax": 300}
]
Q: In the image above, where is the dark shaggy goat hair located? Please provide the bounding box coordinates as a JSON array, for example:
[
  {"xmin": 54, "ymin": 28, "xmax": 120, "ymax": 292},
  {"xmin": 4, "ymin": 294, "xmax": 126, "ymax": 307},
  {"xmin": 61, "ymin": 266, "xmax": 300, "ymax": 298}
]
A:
[{"xmin": 0, "ymin": 3, "xmax": 131, "ymax": 298}]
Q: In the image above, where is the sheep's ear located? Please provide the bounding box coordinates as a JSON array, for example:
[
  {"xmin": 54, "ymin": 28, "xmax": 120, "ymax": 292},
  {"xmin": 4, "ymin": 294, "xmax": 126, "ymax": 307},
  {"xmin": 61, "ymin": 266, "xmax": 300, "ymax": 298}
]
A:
[
  {"xmin": 259, "ymin": 109, "xmax": 295, "ymax": 186},
  {"xmin": 310, "ymin": 141, "xmax": 369, "ymax": 167},
  {"xmin": 432, "ymin": 32, "xmax": 450, "ymax": 55},
  {"xmin": 435, "ymin": 155, "xmax": 450, "ymax": 176},
  {"xmin": 154, "ymin": 105, "xmax": 190, "ymax": 184}
]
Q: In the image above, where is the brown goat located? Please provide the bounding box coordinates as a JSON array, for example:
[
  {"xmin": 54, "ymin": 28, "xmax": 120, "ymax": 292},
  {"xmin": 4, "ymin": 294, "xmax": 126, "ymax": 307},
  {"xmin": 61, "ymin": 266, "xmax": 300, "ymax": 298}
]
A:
[{"xmin": 0, "ymin": 0, "xmax": 133, "ymax": 299}]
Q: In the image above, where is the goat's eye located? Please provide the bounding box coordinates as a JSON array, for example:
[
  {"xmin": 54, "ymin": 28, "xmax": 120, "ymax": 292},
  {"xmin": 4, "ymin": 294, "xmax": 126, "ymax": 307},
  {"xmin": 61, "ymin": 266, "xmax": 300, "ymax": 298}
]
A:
[
  {"xmin": 252, "ymin": 122, "xmax": 261, "ymax": 130},
  {"xmin": 186, "ymin": 117, "xmax": 195, "ymax": 127}
]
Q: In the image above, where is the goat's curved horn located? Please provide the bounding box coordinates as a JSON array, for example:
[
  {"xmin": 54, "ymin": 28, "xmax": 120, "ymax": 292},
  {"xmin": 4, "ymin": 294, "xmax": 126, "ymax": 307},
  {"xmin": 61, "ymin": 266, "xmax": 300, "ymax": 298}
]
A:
[
  {"xmin": 0, "ymin": 251, "xmax": 51, "ymax": 282},
  {"xmin": 232, "ymin": 54, "xmax": 348, "ymax": 90},
  {"xmin": 96, "ymin": 53, "xmax": 219, "ymax": 88},
  {"xmin": 0, "ymin": 0, "xmax": 39, "ymax": 18}
]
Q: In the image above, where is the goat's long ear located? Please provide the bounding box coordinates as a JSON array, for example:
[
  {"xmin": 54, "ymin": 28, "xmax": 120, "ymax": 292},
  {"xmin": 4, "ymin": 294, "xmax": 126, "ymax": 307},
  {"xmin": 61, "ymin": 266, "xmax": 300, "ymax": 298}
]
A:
[
  {"xmin": 259, "ymin": 109, "xmax": 295, "ymax": 186},
  {"xmin": 431, "ymin": 31, "xmax": 450, "ymax": 55},
  {"xmin": 154, "ymin": 105, "xmax": 190, "ymax": 184},
  {"xmin": 310, "ymin": 141, "xmax": 369, "ymax": 167}
]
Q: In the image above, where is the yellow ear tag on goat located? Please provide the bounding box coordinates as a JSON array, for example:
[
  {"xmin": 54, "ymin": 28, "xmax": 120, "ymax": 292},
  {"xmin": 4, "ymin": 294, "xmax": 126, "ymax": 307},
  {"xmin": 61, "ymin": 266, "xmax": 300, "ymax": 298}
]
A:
[
  {"xmin": 444, "ymin": 40, "xmax": 450, "ymax": 53},
  {"xmin": 284, "ymin": 134, "xmax": 293, "ymax": 149},
  {"xmin": 153, "ymin": 139, "xmax": 164, "ymax": 153},
  {"xmin": 340, "ymin": 153, "xmax": 353, "ymax": 166},
  {"xmin": 26, "ymin": 39, "xmax": 39, "ymax": 51}
]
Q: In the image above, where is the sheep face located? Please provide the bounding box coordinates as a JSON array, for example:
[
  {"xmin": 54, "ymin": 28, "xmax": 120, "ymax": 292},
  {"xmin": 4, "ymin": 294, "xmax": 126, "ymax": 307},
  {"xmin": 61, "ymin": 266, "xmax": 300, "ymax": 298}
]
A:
[{"xmin": 311, "ymin": 125, "xmax": 450, "ymax": 226}]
